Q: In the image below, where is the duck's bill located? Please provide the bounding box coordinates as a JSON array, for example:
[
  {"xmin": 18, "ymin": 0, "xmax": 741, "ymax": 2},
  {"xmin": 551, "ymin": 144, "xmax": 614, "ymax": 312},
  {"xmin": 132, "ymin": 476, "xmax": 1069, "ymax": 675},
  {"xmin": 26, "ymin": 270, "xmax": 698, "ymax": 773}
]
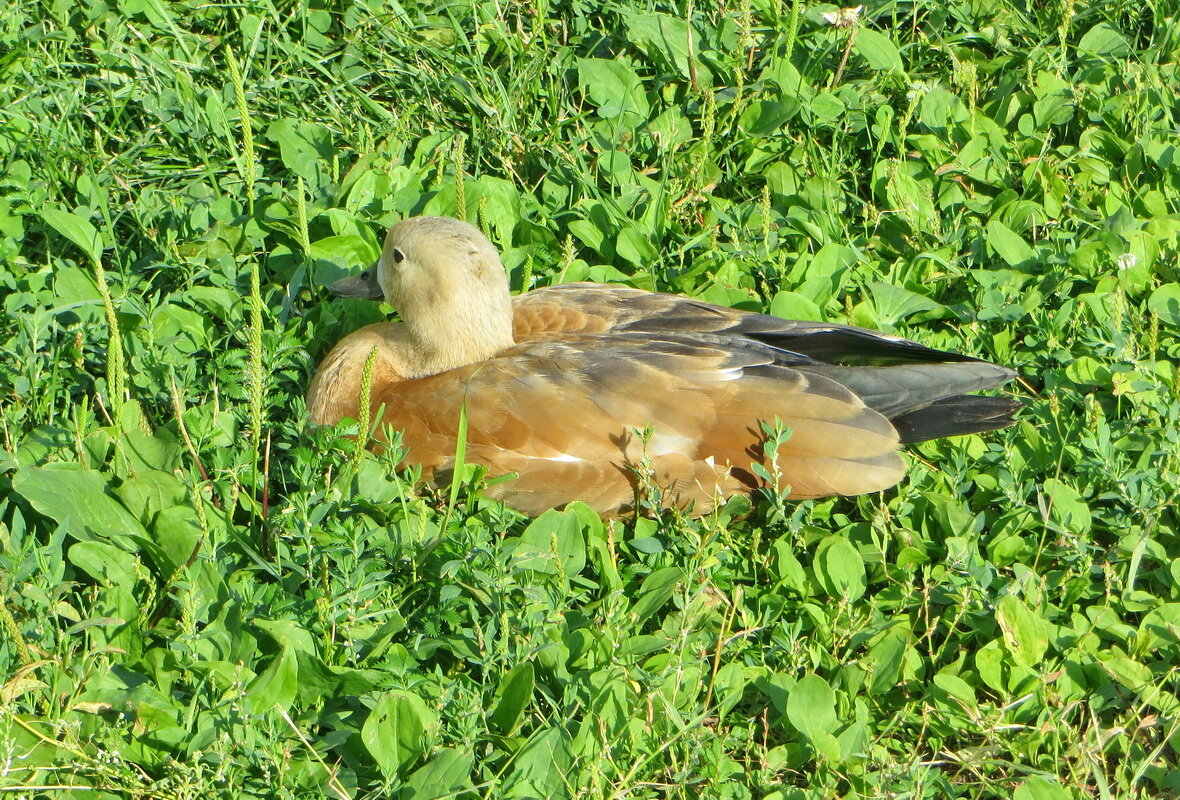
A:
[{"xmin": 329, "ymin": 263, "xmax": 383, "ymax": 300}]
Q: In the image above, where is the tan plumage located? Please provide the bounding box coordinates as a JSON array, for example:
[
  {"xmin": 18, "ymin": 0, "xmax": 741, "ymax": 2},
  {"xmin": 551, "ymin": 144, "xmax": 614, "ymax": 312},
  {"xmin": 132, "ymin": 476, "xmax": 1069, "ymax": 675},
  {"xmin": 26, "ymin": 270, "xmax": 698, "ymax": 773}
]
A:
[{"xmin": 308, "ymin": 216, "xmax": 1018, "ymax": 517}]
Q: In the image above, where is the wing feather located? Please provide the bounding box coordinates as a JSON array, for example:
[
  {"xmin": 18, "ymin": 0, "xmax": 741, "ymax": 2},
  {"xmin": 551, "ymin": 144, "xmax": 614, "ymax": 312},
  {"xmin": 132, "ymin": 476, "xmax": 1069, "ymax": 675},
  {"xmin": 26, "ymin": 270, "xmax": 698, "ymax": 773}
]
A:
[
  {"xmin": 370, "ymin": 333, "xmax": 910, "ymax": 515},
  {"xmin": 513, "ymin": 284, "xmax": 1017, "ymax": 435}
]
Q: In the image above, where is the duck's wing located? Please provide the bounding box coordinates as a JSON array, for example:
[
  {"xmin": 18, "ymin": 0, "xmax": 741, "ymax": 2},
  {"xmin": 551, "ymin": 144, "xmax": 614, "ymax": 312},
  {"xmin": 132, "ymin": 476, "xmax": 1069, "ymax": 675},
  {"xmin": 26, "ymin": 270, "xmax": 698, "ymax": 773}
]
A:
[
  {"xmin": 514, "ymin": 283, "xmax": 966, "ymax": 361},
  {"xmin": 370, "ymin": 333, "xmax": 908, "ymax": 517},
  {"xmin": 513, "ymin": 284, "xmax": 1019, "ymax": 437},
  {"xmin": 512, "ymin": 283, "xmax": 716, "ymax": 338}
]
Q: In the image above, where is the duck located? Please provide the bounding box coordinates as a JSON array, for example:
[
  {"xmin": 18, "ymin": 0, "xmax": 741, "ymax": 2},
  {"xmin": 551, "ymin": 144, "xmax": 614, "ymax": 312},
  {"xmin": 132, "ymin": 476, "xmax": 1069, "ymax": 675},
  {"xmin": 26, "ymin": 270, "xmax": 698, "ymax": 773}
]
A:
[{"xmin": 307, "ymin": 216, "xmax": 1019, "ymax": 517}]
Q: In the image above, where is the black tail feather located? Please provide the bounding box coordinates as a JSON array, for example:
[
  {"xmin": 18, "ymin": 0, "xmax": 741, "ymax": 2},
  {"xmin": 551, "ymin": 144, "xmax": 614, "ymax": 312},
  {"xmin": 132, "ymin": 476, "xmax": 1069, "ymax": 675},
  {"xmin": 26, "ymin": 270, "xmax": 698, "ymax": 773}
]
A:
[{"xmin": 891, "ymin": 395, "xmax": 1022, "ymax": 444}]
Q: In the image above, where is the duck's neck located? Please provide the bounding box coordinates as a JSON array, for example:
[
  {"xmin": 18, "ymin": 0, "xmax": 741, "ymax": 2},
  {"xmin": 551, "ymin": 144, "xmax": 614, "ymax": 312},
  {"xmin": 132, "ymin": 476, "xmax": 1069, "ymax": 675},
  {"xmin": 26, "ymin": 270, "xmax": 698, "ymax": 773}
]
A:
[
  {"xmin": 307, "ymin": 323, "xmax": 409, "ymax": 426},
  {"xmin": 397, "ymin": 285, "xmax": 516, "ymax": 378}
]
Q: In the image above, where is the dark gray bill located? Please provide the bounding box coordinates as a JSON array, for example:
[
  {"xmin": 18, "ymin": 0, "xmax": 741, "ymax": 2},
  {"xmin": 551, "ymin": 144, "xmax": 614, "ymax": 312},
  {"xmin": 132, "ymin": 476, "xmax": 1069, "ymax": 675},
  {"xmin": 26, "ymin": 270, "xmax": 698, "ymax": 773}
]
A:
[{"xmin": 329, "ymin": 262, "xmax": 383, "ymax": 300}]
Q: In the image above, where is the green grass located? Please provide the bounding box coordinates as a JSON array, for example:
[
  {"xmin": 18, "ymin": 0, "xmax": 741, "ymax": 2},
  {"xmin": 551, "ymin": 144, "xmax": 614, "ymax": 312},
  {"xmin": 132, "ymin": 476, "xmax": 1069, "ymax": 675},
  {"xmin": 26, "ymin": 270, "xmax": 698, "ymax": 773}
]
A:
[{"xmin": 2, "ymin": 0, "xmax": 1179, "ymax": 797}]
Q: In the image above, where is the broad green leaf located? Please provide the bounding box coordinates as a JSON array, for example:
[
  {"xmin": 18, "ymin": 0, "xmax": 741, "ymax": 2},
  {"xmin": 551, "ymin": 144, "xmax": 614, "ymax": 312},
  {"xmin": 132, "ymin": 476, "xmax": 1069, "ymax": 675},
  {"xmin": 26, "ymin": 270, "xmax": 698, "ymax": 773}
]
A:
[
  {"xmin": 41, "ymin": 208, "xmax": 104, "ymax": 263},
  {"xmin": 518, "ymin": 507, "xmax": 588, "ymax": 577},
  {"xmin": 1014, "ymin": 776, "xmax": 1072, "ymax": 800},
  {"xmin": 344, "ymin": 168, "xmax": 391, "ymax": 215},
  {"xmin": 769, "ymin": 290, "xmax": 822, "ymax": 322},
  {"xmin": 765, "ymin": 161, "xmax": 801, "ymax": 197},
  {"xmin": 866, "ymin": 623, "xmax": 910, "ymax": 694},
  {"xmin": 630, "ymin": 566, "xmax": 684, "ymax": 626},
  {"xmin": 1033, "ymin": 92, "xmax": 1074, "ymax": 127},
  {"xmin": 813, "ymin": 536, "xmax": 866, "ymax": 601},
  {"xmin": 246, "ymin": 646, "xmax": 298, "ymax": 714},
  {"xmin": 919, "ymin": 88, "xmax": 967, "ymax": 131},
  {"xmin": 577, "ymin": 668, "xmax": 628, "ymax": 741},
  {"xmin": 999, "ymin": 199, "xmax": 1049, "ymax": 233},
  {"xmin": 1033, "ymin": 73, "xmax": 1080, "ymax": 126},
  {"xmin": 698, "ymin": 284, "xmax": 758, "ymax": 310},
  {"xmin": 467, "ymin": 176, "xmax": 521, "ymax": 244},
  {"xmin": 506, "ymin": 727, "xmax": 571, "ymax": 798},
  {"xmin": 624, "ymin": 13, "xmax": 703, "ymax": 82},
  {"xmin": 583, "ymin": 507, "xmax": 621, "ymax": 592},
  {"xmin": 1042, "ymin": 478, "xmax": 1091, "ymax": 534},
  {"xmin": 811, "ymin": 730, "xmax": 843, "ymax": 761},
  {"xmin": 885, "ymin": 164, "xmax": 939, "ymax": 234},
  {"xmin": 762, "ymin": 56, "xmax": 804, "ymax": 99},
  {"xmin": 253, "ymin": 619, "xmax": 319, "ymax": 657},
  {"xmin": 932, "ymin": 673, "xmax": 978, "ymax": 713},
  {"xmin": 655, "ymin": 660, "xmax": 704, "ymax": 711},
  {"xmin": 291, "ymin": 659, "xmax": 382, "ymax": 705},
  {"xmin": 362, "ymin": 690, "xmax": 436, "ymax": 778},
  {"xmin": 809, "ymin": 91, "xmax": 846, "ymax": 124},
  {"xmin": 327, "ymin": 207, "xmax": 381, "ymax": 240},
  {"xmin": 770, "ymin": 537, "xmax": 808, "ymax": 594},
  {"xmin": 1121, "ymin": 230, "xmax": 1156, "ymax": 290},
  {"xmin": 1102, "ymin": 655, "xmax": 1152, "ymax": 690},
  {"xmin": 401, "ymin": 748, "xmax": 473, "ymax": 800},
  {"xmin": 986, "ymin": 220, "xmax": 1036, "ymax": 266},
  {"xmin": 151, "ymin": 303, "xmax": 211, "ymax": 354},
  {"xmin": 837, "ymin": 714, "xmax": 868, "ymax": 763},
  {"xmin": 758, "ymin": 672, "xmax": 795, "ymax": 717},
  {"xmin": 13, "ymin": 464, "xmax": 149, "ymax": 548},
  {"xmin": 617, "ymin": 225, "xmax": 657, "ymax": 267},
  {"xmin": 1064, "ymin": 355, "xmax": 1110, "ymax": 387},
  {"xmin": 576, "ymin": 58, "xmax": 650, "ymax": 126},
  {"xmin": 786, "ymin": 674, "xmax": 837, "ymax": 741},
  {"xmin": 854, "ymin": 28, "xmax": 904, "ymax": 72},
  {"xmin": 488, "ymin": 662, "xmax": 535, "ymax": 735},
  {"xmin": 1077, "ymin": 22, "xmax": 1131, "ymax": 57},
  {"xmin": 1148, "ymin": 283, "xmax": 1180, "ymax": 327},
  {"xmin": 648, "ymin": 108, "xmax": 693, "ymax": 147},
  {"xmin": 52, "ymin": 268, "xmax": 104, "ymax": 322},
  {"xmin": 115, "ymin": 402, "xmax": 184, "ymax": 476},
  {"xmin": 186, "ymin": 285, "xmax": 240, "ymax": 317},
  {"xmin": 118, "ymin": 432, "xmax": 183, "ymax": 482},
  {"xmin": 355, "ymin": 456, "xmax": 406, "ymax": 505},
  {"xmin": 265, "ymin": 118, "xmax": 333, "ymax": 180},
  {"xmin": 789, "ymin": 243, "xmax": 856, "ymax": 308},
  {"xmin": 713, "ymin": 662, "xmax": 752, "ymax": 716},
  {"xmin": 68, "ymin": 540, "xmax": 139, "ymax": 587},
  {"xmin": 1138, "ymin": 603, "xmax": 1180, "ymax": 652},
  {"xmin": 1102, "ymin": 656, "xmax": 1180, "ymax": 715},
  {"xmin": 148, "ymin": 505, "xmax": 204, "ymax": 573},
  {"xmin": 309, "ymin": 234, "xmax": 380, "ymax": 270},
  {"xmin": 738, "ymin": 99, "xmax": 799, "ymax": 137},
  {"xmin": 122, "ymin": 0, "xmax": 178, "ymax": 27},
  {"xmin": 996, "ymin": 595, "xmax": 1049, "ymax": 667},
  {"xmin": 568, "ymin": 219, "xmax": 612, "ymax": 261},
  {"xmin": 867, "ymin": 282, "xmax": 943, "ymax": 326},
  {"xmin": 114, "ymin": 469, "xmax": 188, "ymax": 526},
  {"xmin": 922, "ymin": 493, "xmax": 976, "ymax": 538}
]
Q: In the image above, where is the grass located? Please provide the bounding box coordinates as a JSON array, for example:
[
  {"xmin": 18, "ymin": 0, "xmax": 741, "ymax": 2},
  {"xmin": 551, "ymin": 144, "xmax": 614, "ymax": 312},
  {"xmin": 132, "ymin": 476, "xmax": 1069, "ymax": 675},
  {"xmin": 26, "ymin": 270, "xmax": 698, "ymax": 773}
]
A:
[{"xmin": 2, "ymin": 0, "xmax": 1179, "ymax": 797}]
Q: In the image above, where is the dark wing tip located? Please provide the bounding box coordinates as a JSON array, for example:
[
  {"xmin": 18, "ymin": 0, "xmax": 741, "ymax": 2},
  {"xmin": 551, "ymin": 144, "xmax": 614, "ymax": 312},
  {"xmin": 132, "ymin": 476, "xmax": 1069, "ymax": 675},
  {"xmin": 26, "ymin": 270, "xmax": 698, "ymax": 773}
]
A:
[{"xmin": 892, "ymin": 395, "xmax": 1022, "ymax": 444}]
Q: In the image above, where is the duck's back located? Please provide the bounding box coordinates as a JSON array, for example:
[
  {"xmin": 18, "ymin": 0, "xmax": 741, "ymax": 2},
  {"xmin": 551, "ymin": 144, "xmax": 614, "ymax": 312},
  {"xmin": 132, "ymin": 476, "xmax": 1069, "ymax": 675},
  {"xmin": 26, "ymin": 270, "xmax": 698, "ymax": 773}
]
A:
[{"xmin": 511, "ymin": 283, "xmax": 1018, "ymax": 441}]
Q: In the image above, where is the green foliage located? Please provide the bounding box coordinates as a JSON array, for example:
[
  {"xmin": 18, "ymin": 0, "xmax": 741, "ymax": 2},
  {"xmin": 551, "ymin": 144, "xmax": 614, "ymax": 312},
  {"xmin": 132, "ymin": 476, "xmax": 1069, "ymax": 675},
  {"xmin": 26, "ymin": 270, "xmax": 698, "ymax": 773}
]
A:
[{"xmin": 2, "ymin": 0, "xmax": 1179, "ymax": 798}]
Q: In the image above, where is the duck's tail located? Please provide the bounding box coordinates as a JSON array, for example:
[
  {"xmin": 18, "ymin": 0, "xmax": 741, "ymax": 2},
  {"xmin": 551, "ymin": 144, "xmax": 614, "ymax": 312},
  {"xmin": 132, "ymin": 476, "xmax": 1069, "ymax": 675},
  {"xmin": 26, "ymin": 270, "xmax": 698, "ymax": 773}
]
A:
[{"xmin": 889, "ymin": 394, "xmax": 1022, "ymax": 443}]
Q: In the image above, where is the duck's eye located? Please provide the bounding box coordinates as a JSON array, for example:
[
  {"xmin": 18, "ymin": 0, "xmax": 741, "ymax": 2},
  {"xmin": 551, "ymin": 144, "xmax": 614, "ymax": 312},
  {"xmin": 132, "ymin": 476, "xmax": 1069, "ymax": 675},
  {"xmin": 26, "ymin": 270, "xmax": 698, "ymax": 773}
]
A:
[{"xmin": 392, "ymin": 248, "xmax": 405, "ymax": 264}]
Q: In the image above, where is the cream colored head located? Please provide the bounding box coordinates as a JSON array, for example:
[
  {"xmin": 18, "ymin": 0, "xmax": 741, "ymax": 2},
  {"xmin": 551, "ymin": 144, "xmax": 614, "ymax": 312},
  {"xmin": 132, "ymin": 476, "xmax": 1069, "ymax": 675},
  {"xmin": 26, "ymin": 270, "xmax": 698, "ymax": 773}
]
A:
[{"xmin": 373, "ymin": 216, "xmax": 515, "ymax": 377}]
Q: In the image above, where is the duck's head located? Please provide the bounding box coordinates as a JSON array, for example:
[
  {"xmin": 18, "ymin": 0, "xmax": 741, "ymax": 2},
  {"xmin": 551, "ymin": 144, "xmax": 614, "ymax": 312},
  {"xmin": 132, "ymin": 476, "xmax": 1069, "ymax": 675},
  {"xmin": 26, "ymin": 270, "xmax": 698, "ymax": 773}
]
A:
[{"xmin": 329, "ymin": 216, "xmax": 515, "ymax": 376}]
